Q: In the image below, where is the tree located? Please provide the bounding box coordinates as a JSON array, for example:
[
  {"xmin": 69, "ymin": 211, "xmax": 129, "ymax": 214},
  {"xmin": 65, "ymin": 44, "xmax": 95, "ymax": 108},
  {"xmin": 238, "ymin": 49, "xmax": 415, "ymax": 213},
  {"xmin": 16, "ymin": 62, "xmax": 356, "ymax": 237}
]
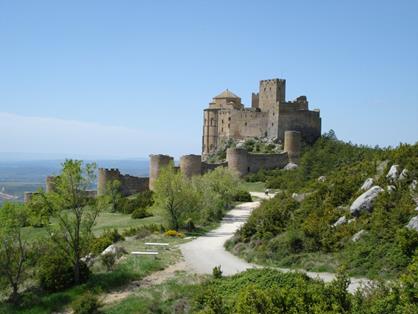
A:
[
  {"xmin": 153, "ymin": 164, "xmax": 192, "ymax": 230},
  {"xmin": 0, "ymin": 203, "xmax": 28, "ymax": 304},
  {"xmin": 104, "ymin": 179, "xmax": 122, "ymax": 212},
  {"xmin": 33, "ymin": 160, "xmax": 101, "ymax": 284}
]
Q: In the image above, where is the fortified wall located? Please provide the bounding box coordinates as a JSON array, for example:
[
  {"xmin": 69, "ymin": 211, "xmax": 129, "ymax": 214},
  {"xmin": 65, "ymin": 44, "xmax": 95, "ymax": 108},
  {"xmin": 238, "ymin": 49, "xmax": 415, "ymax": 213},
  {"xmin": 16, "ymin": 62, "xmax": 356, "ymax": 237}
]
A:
[
  {"xmin": 24, "ymin": 130, "xmax": 302, "ymax": 203},
  {"xmin": 97, "ymin": 168, "xmax": 149, "ymax": 197}
]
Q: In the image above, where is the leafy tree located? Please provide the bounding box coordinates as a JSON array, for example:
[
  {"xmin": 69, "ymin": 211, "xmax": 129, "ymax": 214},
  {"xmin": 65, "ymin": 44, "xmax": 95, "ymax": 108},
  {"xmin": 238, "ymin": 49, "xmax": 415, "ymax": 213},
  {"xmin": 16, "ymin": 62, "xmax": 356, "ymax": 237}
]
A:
[
  {"xmin": 0, "ymin": 203, "xmax": 28, "ymax": 304},
  {"xmin": 32, "ymin": 160, "xmax": 101, "ymax": 284},
  {"xmin": 105, "ymin": 179, "xmax": 122, "ymax": 212},
  {"xmin": 153, "ymin": 164, "xmax": 192, "ymax": 230}
]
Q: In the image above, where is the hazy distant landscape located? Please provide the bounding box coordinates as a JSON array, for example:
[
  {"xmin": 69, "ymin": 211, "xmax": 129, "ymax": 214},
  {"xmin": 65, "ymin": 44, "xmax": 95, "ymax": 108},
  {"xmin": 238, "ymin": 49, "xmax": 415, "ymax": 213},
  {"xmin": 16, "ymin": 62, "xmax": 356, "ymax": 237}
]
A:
[{"xmin": 0, "ymin": 159, "xmax": 149, "ymax": 203}]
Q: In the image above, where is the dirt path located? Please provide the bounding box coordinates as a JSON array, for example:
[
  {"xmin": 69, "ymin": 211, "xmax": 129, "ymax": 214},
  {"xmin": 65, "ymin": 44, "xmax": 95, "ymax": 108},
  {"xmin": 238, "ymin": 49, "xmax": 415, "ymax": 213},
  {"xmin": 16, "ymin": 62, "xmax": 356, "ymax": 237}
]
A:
[
  {"xmin": 101, "ymin": 260, "xmax": 187, "ymax": 305},
  {"xmin": 180, "ymin": 192, "xmax": 372, "ymax": 293}
]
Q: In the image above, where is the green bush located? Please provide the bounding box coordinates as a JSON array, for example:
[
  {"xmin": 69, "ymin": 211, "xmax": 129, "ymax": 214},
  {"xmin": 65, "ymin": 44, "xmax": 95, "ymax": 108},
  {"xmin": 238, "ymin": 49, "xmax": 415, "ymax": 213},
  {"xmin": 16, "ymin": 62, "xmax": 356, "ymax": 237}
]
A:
[
  {"xmin": 116, "ymin": 190, "xmax": 154, "ymax": 214},
  {"xmin": 212, "ymin": 265, "xmax": 222, "ymax": 279},
  {"xmin": 131, "ymin": 207, "xmax": 153, "ymax": 219},
  {"xmin": 233, "ymin": 190, "xmax": 252, "ymax": 202},
  {"xmin": 38, "ymin": 252, "xmax": 90, "ymax": 292},
  {"xmin": 71, "ymin": 292, "xmax": 102, "ymax": 314},
  {"xmin": 90, "ymin": 229, "xmax": 124, "ymax": 255},
  {"xmin": 184, "ymin": 218, "xmax": 196, "ymax": 232},
  {"xmin": 100, "ymin": 253, "xmax": 116, "ymax": 271}
]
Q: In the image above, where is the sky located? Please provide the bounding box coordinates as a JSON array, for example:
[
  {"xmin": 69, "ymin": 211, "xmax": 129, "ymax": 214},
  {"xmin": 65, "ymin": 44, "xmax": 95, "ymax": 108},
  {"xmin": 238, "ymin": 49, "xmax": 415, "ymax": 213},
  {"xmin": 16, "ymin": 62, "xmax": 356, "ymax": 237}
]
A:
[{"xmin": 0, "ymin": 0, "xmax": 417, "ymax": 159}]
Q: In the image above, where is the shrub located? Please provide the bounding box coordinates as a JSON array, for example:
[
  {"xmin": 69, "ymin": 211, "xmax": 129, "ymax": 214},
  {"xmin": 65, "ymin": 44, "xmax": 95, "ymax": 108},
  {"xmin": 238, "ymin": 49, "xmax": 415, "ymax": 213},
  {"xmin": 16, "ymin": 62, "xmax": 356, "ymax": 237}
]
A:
[
  {"xmin": 212, "ymin": 265, "xmax": 222, "ymax": 279},
  {"xmin": 90, "ymin": 236, "xmax": 113, "ymax": 256},
  {"xmin": 233, "ymin": 190, "xmax": 252, "ymax": 202},
  {"xmin": 131, "ymin": 207, "xmax": 153, "ymax": 219},
  {"xmin": 100, "ymin": 253, "xmax": 116, "ymax": 271},
  {"xmin": 38, "ymin": 252, "xmax": 90, "ymax": 292},
  {"xmin": 164, "ymin": 230, "xmax": 184, "ymax": 238},
  {"xmin": 116, "ymin": 190, "xmax": 154, "ymax": 214},
  {"xmin": 71, "ymin": 292, "xmax": 102, "ymax": 314}
]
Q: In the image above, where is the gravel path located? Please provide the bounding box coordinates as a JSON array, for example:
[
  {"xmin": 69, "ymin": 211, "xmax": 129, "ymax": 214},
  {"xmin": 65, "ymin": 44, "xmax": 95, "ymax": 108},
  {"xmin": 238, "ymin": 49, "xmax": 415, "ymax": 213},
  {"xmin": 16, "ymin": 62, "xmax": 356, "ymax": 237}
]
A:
[{"xmin": 180, "ymin": 192, "xmax": 372, "ymax": 293}]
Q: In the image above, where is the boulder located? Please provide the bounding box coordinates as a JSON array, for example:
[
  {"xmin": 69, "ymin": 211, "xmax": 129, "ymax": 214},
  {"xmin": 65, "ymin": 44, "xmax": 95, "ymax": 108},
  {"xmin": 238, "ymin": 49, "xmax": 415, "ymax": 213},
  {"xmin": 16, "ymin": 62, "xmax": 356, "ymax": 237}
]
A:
[
  {"xmin": 284, "ymin": 163, "xmax": 298, "ymax": 170},
  {"xmin": 360, "ymin": 178, "xmax": 374, "ymax": 191},
  {"xmin": 415, "ymin": 206, "xmax": 418, "ymax": 212},
  {"xmin": 387, "ymin": 185, "xmax": 396, "ymax": 193},
  {"xmin": 406, "ymin": 216, "xmax": 418, "ymax": 231},
  {"xmin": 81, "ymin": 253, "xmax": 95, "ymax": 267},
  {"xmin": 399, "ymin": 169, "xmax": 409, "ymax": 181},
  {"xmin": 352, "ymin": 230, "xmax": 366, "ymax": 242},
  {"xmin": 317, "ymin": 176, "xmax": 326, "ymax": 183},
  {"xmin": 386, "ymin": 165, "xmax": 400, "ymax": 182},
  {"xmin": 101, "ymin": 244, "xmax": 127, "ymax": 257},
  {"xmin": 292, "ymin": 192, "xmax": 310, "ymax": 203},
  {"xmin": 348, "ymin": 218, "xmax": 356, "ymax": 224},
  {"xmin": 332, "ymin": 216, "xmax": 347, "ymax": 227},
  {"xmin": 349, "ymin": 186, "xmax": 384, "ymax": 215},
  {"xmin": 410, "ymin": 180, "xmax": 417, "ymax": 191}
]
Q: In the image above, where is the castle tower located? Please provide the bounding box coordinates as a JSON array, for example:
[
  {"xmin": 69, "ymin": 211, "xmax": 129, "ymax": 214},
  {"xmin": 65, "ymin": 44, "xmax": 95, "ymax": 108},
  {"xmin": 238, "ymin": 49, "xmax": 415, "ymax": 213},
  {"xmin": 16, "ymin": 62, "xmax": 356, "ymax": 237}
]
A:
[
  {"xmin": 46, "ymin": 176, "xmax": 57, "ymax": 193},
  {"xmin": 202, "ymin": 108, "xmax": 219, "ymax": 158},
  {"xmin": 258, "ymin": 79, "xmax": 286, "ymax": 112},
  {"xmin": 180, "ymin": 154, "xmax": 202, "ymax": 178},
  {"xmin": 149, "ymin": 154, "xmax": 174, "ymax": 191},
  {"xmin": 227, "ymin": 148, "xmax": 249, "ymax": 177},
  {"xmin": 284, "ymin": 130, "xmax": 302, "ymax": 163},
  {"xmin": 97, "ymin": 168, "xmax": 121, "ymax": 196}
]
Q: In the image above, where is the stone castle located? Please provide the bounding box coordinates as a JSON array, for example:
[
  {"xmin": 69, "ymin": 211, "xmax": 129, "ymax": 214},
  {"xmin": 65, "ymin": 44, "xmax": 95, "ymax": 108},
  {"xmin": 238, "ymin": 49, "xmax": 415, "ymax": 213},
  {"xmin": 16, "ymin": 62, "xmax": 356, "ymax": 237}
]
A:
[
  {"xmin": 202, "ymin": 78, "xmax": 321, "ymax": 159},
  {"xmin": 24, "ymin": 78, "xmax": 321, "ymax": 202}
]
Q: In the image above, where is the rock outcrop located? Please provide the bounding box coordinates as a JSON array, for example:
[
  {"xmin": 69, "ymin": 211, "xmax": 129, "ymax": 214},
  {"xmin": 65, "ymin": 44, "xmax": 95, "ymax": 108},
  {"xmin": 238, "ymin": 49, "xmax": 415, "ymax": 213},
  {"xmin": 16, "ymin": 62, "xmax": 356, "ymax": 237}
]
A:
[
  {"xmin": 399, "ymin": 169, "xmax": 409, "ymax": 181},
  {"xmin": 352, "ymin": 230, "xmax": 366, "ymax": 242},
  {"xmin": 284, "ymin": 163, "xmax": 298, "ymax": 170},
  {"xmin": 317, "ymin": 176, "xmax": 326, "ymax": 183},
  {"xmin": 101, "ymin": 244, "xmax": 127, "ymax": 257},
  {"xmin": 406, "ymin": 216, "xmax": 418, "ymax": 231},
  {"xmin": 332, "ymin": 216, "xmax": 347, "ymax": 227},
  {"xmin": 360, "ymin": 178, "xmax": 374, "ymax": 191},
  {"xmin": 350, "ymin": 186, "xmax": 384, "ymax": 215},
  {"xmin": 386, "ymin": 165, "xmax": 400, "ymax": 182}
]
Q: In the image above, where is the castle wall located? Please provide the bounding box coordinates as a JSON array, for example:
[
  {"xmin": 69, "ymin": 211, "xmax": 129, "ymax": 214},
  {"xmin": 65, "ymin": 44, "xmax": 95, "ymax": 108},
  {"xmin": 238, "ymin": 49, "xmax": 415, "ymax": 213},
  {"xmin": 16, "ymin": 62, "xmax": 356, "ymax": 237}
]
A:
[
  {"xmin": 98, "ymin": 168, "xmax": 148, "ymax": 197},
  {"xmin": 228, "ymin": 109, "xmax": 268, "ymax": 139},
  {"xmin": 226, "ymin": 147, "xmax": 289, "ymax": 177},
  {"xmin": 247, "ymin": 152, "xmax": 289, "ymax": 173},
  {"xmin": 278, "ymin": 110, "xmax": 321, "ymax": 144},
  {"xmin": 201, "ymin": 161, "xmax": 227, "ymax": 174}
]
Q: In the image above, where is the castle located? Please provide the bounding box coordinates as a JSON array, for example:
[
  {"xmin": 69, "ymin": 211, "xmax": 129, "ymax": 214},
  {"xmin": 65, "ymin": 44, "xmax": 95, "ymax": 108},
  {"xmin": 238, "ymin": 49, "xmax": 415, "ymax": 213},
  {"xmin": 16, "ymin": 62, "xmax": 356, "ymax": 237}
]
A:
[
  {"xmin": 202, "ymin": 78, "xmax": 321, "ymax": 159},
  {"xmin": 24, "ymin": 78, "xmax": 321, "ymax": 202}
]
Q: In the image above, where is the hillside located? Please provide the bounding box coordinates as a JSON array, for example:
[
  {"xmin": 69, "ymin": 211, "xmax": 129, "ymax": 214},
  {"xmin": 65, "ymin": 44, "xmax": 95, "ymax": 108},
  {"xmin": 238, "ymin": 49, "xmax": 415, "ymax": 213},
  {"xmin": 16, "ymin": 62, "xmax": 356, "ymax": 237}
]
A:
[{"xmin": 227, "ymin": 131, "xmax": 418, "ymax": 279}]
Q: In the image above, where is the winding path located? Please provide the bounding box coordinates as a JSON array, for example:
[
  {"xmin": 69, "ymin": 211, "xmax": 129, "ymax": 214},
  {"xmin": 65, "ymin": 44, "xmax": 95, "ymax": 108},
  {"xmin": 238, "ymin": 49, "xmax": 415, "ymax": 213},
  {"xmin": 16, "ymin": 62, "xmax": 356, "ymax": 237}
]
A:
[{"xmin": 180, "ymin": 192, "xmax": 371, "ymax": 293}]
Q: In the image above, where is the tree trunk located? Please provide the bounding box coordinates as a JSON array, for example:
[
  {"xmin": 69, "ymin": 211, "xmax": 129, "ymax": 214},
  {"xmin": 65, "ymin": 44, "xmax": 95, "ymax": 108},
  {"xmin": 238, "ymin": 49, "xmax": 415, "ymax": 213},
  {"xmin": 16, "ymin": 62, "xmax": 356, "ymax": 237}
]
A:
[{"xmin": 74, "ymin": 259, "xmax": 80, "ymax": 284}]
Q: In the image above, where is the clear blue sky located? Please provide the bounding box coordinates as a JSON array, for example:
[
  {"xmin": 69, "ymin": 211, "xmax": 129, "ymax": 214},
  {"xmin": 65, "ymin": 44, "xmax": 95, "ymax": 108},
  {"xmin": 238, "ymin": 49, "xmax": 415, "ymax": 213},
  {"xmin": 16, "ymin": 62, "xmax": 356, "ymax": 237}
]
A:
[{"xmin": 0, "ymin": 0, "xmax": 417, "ymax": 158}]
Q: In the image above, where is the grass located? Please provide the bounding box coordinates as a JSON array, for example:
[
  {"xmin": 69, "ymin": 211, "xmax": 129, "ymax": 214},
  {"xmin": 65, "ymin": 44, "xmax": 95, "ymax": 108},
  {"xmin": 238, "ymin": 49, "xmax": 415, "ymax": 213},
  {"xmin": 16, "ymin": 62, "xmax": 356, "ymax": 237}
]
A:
[
  {"xmin": 102, "ymin": 272, "xmax": 202, "ymax": 314},
  {"xmin": 21, "ymin": 211, "xmax": 164, "ymax": 242},
  {"xmin": 242, "ymin": 181, "xmax": 266, "ymax": 192}
]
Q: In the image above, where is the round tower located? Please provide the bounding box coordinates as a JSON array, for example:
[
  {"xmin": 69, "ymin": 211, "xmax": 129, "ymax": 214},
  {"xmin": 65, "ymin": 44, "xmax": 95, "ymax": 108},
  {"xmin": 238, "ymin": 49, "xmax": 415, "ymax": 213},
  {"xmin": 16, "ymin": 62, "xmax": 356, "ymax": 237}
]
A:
[
  {"xmin": 46, "ymin": 176, "xmax": 57, "ymax": 193},
  {"xmin": 227, "ymin": 148, "xmax": 249, "ymax": 177},
  {"xmin": 149, "ymin": 154, "xmax": 174, "ymax": 191},
  {"xmin": 180, "ymin": 154, "xmax": 202, "ymax": 178},
  {"xmin": 24, "ymin": 192, "xmax": 34, "ymax": 204},
  {"xmin": 284, "ymin": 130, "xmax": 302, "ymax": 163},
  {"xmin": 97, "ymin": 168, "xmax": 120, "ymax": 196}
]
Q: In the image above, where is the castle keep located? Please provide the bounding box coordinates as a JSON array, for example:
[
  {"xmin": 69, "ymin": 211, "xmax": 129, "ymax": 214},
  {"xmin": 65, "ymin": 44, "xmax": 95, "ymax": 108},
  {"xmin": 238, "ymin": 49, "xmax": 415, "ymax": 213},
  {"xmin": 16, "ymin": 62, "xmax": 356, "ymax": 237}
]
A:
[{"xmin": 202, "ymin": 78, "xmax": 321, "ymax": 159}]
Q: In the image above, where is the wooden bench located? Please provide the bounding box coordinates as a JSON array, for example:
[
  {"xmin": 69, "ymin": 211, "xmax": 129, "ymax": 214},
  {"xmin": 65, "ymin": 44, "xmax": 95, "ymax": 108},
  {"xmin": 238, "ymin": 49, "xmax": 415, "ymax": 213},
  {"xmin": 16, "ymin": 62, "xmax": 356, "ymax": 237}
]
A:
[
  {"xmin": 144, "ymin": 242, "xmax": 169, "ymax": 246},
  {"xmin": 131, "ymin": 251, "xmax": 159, "ymax": 255}
]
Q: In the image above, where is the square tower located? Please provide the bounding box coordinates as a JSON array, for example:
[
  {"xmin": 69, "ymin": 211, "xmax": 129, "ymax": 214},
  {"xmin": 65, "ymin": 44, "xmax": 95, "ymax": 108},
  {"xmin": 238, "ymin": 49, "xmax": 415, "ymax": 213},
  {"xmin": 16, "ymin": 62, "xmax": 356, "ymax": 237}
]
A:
[{"xmin": 258, "ymin": 79, "xmax": 286, "ymax": 112}]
